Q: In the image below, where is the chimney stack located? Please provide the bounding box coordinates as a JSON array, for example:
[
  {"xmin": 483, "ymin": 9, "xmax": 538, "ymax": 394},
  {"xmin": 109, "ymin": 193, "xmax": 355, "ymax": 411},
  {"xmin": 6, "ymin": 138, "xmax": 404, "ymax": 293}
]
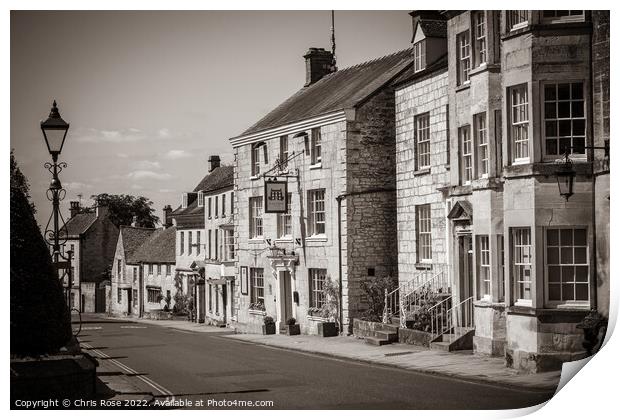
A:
[
  {"xmin": 163, "ymin": 205, "xmax": 173, "ymax": 228},
  {"xmin": 96, "ymin": 201, "xmax": 108, "ymax": 218},
  {"xmin": 131, "ymin": 215, "xmax": 138, "ymax": 227},
  {"xmin": 304, "ymin": 48, "xmax": 334, "ymax": 86},
  {"xmin": 69, "ymin": 201, "xmax": 80, "ymax": 218},
  {"xmin": 208, "ymin": 155, "xmax": 221, "ymax": 172}
]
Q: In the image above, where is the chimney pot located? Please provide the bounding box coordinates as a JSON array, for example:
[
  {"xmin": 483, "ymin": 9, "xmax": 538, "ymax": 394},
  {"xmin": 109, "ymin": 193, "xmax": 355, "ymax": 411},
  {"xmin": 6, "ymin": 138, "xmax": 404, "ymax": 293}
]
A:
[
  {"xmin": 162, "ymin": 205, "xmax": 173, "ymax": 228},
  {"xmin": 69, "ymin": 201, "xmax": 80, "ymax": 218}
]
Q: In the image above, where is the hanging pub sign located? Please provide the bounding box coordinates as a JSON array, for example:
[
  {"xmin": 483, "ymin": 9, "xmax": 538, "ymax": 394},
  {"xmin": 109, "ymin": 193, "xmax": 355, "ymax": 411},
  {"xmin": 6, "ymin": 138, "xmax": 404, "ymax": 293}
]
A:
[{"xmin": 264, "ymin": 179, "xmax": 288, "ymax": 213}]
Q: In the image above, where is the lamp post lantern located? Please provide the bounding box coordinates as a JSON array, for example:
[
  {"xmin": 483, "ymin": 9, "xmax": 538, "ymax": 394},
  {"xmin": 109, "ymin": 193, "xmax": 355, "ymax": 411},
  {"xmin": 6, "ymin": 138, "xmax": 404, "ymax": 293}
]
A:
[{"xmin": 41, "ymin": 100, "xmax": 73, "ymax": 310}]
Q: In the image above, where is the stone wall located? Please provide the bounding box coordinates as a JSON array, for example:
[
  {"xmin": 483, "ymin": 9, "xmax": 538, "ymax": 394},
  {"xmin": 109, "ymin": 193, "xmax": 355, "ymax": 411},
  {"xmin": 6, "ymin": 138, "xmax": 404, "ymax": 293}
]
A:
[{"xmin": 395, "ymin": 69, "xmax": 449, "ymax": 284}]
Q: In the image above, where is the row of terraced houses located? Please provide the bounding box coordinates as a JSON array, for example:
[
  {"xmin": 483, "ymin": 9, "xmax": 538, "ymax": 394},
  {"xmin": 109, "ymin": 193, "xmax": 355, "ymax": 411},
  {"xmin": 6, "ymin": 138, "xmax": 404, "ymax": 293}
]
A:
[{"xmin": 63, "ymin": 10, "xmax": 608, "ymax": 374}]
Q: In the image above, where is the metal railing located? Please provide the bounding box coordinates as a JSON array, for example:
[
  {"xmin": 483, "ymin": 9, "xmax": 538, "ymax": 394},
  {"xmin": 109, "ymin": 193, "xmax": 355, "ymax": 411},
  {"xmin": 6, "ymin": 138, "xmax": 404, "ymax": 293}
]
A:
[{"xmin": 429, "ymin": 295, "xmax": 474, "ymax": 341}]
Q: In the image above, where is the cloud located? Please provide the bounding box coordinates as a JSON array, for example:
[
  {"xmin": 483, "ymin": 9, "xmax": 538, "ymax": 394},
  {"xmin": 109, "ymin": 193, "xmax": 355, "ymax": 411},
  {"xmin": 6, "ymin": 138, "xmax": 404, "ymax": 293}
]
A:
[
  {"xmin": 130, "ymin": 184, "xmax": 144, "ymax": 190},
  {"xmin": 64, "ymin": 181, "xmax": 93, "ymax": 191},
  {"xmin": 135, "ymin": 160, "xmax": 161, "ymax": 170},
  {"xmin": 126, "ymin": 170, "xmax": 172, "ymax": 181},
  {"xmin": 163, "ymin": 149, "xmax": 191, "ymax": 160},
  {"xmin": 158, "ymin": 188, "xmax": 175, "ymax": 193},
  {"xmin": 117, "ymin": 153, "xmax": 129, "ymax": 158},
  {"xmin": 75, "ymin": 128, "xmax": 147, "ymax": 144},
  {"xmin": 158, "ymin": 128, "xmax": 171, "ymax": 139}
]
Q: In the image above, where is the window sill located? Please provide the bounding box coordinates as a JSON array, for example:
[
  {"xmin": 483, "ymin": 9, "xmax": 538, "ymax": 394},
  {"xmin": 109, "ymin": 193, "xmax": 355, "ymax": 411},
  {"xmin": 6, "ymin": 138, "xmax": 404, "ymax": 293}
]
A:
[
  {"xmin": 250, "ymin": 175, "xmax": 261, "ymax": 181},
  {"xmin": 309, "ymin": 163, "xmax": 323, "ymax": 170},
  {"xmin": 307, "ymin": 315, "xmax": 329, "ymax": 322},
  {"xmin": 249, "ymin": 309, "xmax": 266, "ymax": 316},
  {"xmin": 414, "ymin": 168, "xmax": 431, "ymax": 176},
  {"xmin": 306, "ymin": 235, "xmax": 327, "ymax": 243},
  {"xmin": 456, "ymin": 82, "xmax": 470, "ymax": 92},
  {"xmin": 248, "ymin": 238, "xmax": 264, "ymax": 244},
  {"xmin": 274, "ymin": 237, "xmax": 294, "ymax": 243},
  {"xmin": 415, "ymin": 262, "xmax": 433, "ymax": 270}
]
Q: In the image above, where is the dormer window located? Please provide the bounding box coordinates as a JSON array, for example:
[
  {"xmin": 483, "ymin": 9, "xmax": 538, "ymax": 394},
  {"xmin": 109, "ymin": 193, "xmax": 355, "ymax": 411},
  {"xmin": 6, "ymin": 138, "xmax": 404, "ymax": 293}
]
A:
[
  {"xmin": 413, "ymin": 39, "xmax": 426, "ymax": 72},
  {"xmin": 507, "ymin": 11, "xmax": 528, "ymax": 31},
  {"xmin": 182, "ymin": 193, "xmax": 188, "ymax": 208},
  {"xmin": 197, "ymin": 191, "xmax": 204, "ymax": 207},
  {"xmin": 542, "ymin": 10, "xmax": 584, "ymax": 23}
]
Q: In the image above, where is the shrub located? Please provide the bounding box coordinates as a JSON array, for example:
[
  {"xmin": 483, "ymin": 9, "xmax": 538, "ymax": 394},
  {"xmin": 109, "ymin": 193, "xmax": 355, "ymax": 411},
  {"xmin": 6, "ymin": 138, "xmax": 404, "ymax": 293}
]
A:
[
  {"xmin": 359, "ymin": 275, "xmax": 397, "ymax": 322},
  {"xmin": 10, "ymin": 178, "xmax": 71, "ymax": 356},
  {"xmin": 286, "ymin": 317, "xmax": 296, "ymax": 326},
  {"xmin": 263, "ymin": 316, "xmax": 275, "ymax": 325},
  {"xmin": 320, "ymin": 275, "xmax": 340, "ymax": 324}
]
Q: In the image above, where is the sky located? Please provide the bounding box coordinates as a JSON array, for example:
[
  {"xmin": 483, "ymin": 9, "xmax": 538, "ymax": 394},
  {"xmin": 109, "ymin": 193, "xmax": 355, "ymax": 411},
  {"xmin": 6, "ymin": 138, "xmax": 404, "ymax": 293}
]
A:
[{"xmin": 10, "ymin": 10, "xmax": 413, "ymax": 227}]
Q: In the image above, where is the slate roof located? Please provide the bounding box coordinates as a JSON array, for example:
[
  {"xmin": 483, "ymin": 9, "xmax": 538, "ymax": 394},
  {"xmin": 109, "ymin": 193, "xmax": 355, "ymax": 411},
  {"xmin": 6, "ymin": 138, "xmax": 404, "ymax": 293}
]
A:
[
  {"xmin": 130, "ymin": 227, "xmax": 176, "ymax": 264},
  {"xmin": 119, "ymin": 226, "xmax": 156, "ymax": 264},
  {"xmin": 391, "ymin": 54, "xmax": 449, "ymax": 88},
  {"xmin": 193, "ymin": 165, "xmax": 234, "ymax": 193},
  {"xmin": 238, "ymin": 47, "xmax": 417, "ymax": 137},
  {"xmin": 418, "ymin": 20, "xmax": 447, "ymax": 38},
  {"xmin": 63, "ymin": 212, "xmax": 97, "ymax": 237}
]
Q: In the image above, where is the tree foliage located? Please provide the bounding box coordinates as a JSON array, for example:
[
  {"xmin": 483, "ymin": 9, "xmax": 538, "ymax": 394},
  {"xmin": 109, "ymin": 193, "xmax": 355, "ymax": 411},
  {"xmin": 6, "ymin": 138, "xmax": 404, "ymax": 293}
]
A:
[
  {"xmin": 10, "ymin": 150, "xmax": 36, "ymax": 214},
  {"xmin": 11, "ymin": 158, "xmax": 71, "ymax": 356},
  {"xmin": 360, "ymin": 275, "xmax": 397, "ymax": 322},
  {"xmin": 90, "ymin": 193, "xmax": 159, "ymax": 228}
]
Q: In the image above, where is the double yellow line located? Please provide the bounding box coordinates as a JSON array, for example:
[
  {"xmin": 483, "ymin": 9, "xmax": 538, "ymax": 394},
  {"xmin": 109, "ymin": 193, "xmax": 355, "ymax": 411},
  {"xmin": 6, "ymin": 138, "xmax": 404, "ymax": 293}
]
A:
[{"xmin": 81, "ymin": 342, "xmax": 175, "ymax": 399}]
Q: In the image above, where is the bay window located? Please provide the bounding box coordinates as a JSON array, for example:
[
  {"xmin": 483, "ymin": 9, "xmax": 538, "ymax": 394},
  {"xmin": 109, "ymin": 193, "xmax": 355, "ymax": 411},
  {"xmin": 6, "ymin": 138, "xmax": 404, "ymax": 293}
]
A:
[
  {"xmin": 475, "ymin": 113, "xmax": 488, "ymax": 178},
  {"xmin": 460, "ymin": 125, "xmax": 473, "ymax": 184},
  {"xmin": 477, "ymin": 235, "xmax": 491, "ymax": 300},
  {"xmin": 457, "ymin": 31, "xmax": 471, "ymax": 85},
  {"xmin": 507, "ymin": 11, "xmax": 528, "ymax": 30},
  {"xmin": 546, "ymin": 228, "xmax": 589, "ymax": 305},
  {"xmin": 512, "ymin": 228, "xmax": 532, "ymax": 304},
  {"xmin": 474, "ymin": 12, "xmax": 486, "ymax": 66}
]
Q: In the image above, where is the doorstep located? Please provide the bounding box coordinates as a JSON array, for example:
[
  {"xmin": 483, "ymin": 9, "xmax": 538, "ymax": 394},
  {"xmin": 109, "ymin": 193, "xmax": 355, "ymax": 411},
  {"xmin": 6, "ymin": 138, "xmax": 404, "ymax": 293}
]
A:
[{"xmin": 223, "ymin": 333, "xmax": 561, "ymax": 391}]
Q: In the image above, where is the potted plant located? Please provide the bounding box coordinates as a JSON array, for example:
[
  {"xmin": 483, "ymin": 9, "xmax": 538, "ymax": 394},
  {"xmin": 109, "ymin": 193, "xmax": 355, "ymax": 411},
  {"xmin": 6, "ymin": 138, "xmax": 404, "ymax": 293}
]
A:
[
  {"xmin": 285, "ymin": 317, "xmax": 300, "ymax": 336},
  {"xmin": 262, "ymin": 315, "xmax": 276, "ymax": 335},
  {"xmin": 317, "ymin": 275, "xmax": 340, "ymax": 337}
]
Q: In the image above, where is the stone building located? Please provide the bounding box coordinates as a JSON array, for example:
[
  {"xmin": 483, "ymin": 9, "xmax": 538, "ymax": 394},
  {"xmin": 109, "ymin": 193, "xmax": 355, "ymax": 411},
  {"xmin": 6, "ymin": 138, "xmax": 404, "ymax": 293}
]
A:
[
  {"xmin": 199, "ymin": 158, "xmax": 235, "ymax": 326},
  {"xmin": 61, "ymin": 202, "xmax": 119, "ymax": 313},
  {"xmin": 229, "ymin": 45, "xmax": 419, "ymax": 335},
  {"xmin": 169, "ymin": 156, "xmax": 233, "ymax": 320},
  {"xmin": 442, "ymin": 10, "xmax": 609, "ymax": 371},
  {"xmin": 110, "ymin": 225, "xmax": 155, "ymax": 316},
  {"xmin": 129, "ymin": 226, "xmax": 177, "ymax": 317}
]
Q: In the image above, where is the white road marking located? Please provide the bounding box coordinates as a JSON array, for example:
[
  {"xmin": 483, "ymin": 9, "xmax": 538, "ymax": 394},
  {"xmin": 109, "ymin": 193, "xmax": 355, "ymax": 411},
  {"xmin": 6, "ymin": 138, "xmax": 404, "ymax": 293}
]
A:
[
  {"xmin": 81, "ymin": 327, "xmax": 102, "ymax": 330},
  {"xmin": 81, "ymin": 342, "xmax": 174, "ymax": 399},
  {"xmin": 120, "ymin": 326, "xmax": 148, "ymax": 329}
]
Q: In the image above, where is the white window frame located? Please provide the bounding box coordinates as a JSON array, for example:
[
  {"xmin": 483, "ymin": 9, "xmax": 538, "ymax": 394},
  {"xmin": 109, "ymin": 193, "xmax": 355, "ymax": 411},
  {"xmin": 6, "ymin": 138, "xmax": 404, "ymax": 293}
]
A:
[
  {"xmin": 197, "ymin": 191, "xmax": 204, "ymax": 207},
  {"xmin": 507, "ymin": 11, "xmax": 529, "ymax": 31},
  {"xmin": 147, "ymin": 288, "xmax": 160, "ymax": 304},
  {"xmin": 509, "ymin": 84, "xmax": 530, "ymax": 164},
  {"xmin": 457, "ymin": 30, "xmax": 471, "ymax": 86},
  {"xmin": 310, "ymin": 128, "xmax": 322, "ymax": 166},
  {"xmin": 250, "ymin": 268, "xmax": 265, "ymax": 306},
  {"xmin": 460, "ymin": 125, "xmax": 473, "ymax": 184},
  {"xmin": 308, "ymin": 189, "xmax": 326, "ymax": 237},
  {"xmin": 542, "ymin": 81, "xmax": 587, "ymax": 161},
  {"xmin": 249, "ymin": 196, "xmax": 263, "ymax": 239},
  {"xmin": 511, "ymin": 227, "xmax": 532, "ymax": 306},
  {"xmin": 413, "ymin": 39, "xmax": 426, "ymax": 72},
  {"xmin": 477, "ymin": 235, "xmax": 491, "ymax": 301},
  {"xmin": 475, "ymin": 113, "xmax": 488, "ymax": 178},
  {"xmin": 279, "ymin": 135, "xmax": 289, "ymax": 169},
  {"xmin": 474, "ymin": 11, "xmax": 487, "ymax": 67},
  {"xmin": 251, "ymin": 144, "xmax": 261, "ymax": 177},
  {"xmin": 415, "ymin": 113, "xmax": 431, "ymax": 170},
  {"xmin": 416, "ymin": 204, "xmax": 432, "ymax": 263},
  {"xmin": 541, "ymin": 10, "xmax": 584, "ymax": 24},
  {"xmin": 545, "ymin": 227, "xmax": 590, "ymax": 308},
  {"xmin": 277, "ymin": 192, "xmax": 293, "ymax": 239},
  {"xmin": 223, "ymin": 228, "xmax": 235, "ymax": 261},
  {"xmin": 309, "ymin": 268, "xmax": 327, "ymax": 308}
]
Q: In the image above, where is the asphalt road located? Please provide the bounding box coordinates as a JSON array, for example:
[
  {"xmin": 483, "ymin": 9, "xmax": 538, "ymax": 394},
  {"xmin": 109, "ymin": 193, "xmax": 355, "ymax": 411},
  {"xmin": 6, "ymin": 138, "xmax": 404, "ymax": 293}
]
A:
[{"xmin": 78, "ymin": 315, "xmax": 554, "ymax": 410}]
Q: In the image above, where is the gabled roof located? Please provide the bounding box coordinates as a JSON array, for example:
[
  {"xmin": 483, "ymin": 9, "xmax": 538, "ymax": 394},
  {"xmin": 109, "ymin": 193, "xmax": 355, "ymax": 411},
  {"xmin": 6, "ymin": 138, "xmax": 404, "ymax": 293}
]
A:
[
  {"xmin": 63, "ymin": 212, "xmax": 97, "ymax": 237},
  {"xmin": 130, "ymin": 227, "xmax": 176, "ymax": 264},
  {"xmin": 119, "ymin": 226, "xmax": 156, "ymax": 264},
  {"xmin": 447, "ymin": 200, "xmax": 473, "ymax": 221},
  {"xmin": 193, "ymin": 165, "xmax": 234, "ymax": 193},
  {"xmin": 236, "ymin": 47, "xmax": 416, "ymax": 138},
  {"xmin": 417, "ymin": 20, "xmax": 447, "ymax": 38}
]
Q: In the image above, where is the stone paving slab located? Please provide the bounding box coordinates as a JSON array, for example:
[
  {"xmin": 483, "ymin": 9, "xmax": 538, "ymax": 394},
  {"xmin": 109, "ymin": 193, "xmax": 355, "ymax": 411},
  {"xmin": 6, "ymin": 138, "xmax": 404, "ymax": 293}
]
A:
[{"xmin": 224, "ymin": 333, "xmax": 562, "ymax": 391}]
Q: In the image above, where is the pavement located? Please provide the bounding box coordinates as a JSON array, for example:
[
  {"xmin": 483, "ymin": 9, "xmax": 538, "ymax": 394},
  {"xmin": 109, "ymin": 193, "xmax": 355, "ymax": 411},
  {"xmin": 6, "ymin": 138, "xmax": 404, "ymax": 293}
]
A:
[
  {"xmin": 96, "ymin": 315, "xmax": 560, "ymax": 391},
  {"xmin": 76, "ymin": 314, "xmax": 556, "ymax": 409}
]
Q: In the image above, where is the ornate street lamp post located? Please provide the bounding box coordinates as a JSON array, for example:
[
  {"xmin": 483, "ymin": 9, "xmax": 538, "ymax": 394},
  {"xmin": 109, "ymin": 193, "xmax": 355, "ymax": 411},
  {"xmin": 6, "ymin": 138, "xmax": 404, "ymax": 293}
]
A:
[{"xmin": 41, "ymin": 100, "xmax": 73, "ymax": 309}]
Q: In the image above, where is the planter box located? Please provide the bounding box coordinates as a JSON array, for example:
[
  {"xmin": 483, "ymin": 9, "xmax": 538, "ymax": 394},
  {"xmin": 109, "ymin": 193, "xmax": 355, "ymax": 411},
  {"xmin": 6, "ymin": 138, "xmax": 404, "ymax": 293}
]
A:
[
  {"xmin": 398, "ymin": 328, "xmax": 433, "ymax": 347},
  {"xmin": 262, "ymin": 324, "xmax": 276, "ymax": 335},
  {"xmin": 285, "ymin": 324, "xmax": 301, "ymax": 336},
  {"xmin": 318, "ymin": 322, "xmax": 339, "ymax": 337}
]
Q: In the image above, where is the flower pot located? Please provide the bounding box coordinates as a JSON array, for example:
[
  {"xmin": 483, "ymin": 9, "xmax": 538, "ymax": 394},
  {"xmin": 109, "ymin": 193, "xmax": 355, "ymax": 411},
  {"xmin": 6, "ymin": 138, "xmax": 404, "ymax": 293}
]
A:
[
  {"xmin": 285, "ymin": 324, "xmax": 301, "ymax": 336},
  {"xmin": 318, "ymin": 322, "xmax": 338, "ymax": 337},
  {"xmin": 262, "ymin": 323, "xmax": 276, "ymax": 335}
]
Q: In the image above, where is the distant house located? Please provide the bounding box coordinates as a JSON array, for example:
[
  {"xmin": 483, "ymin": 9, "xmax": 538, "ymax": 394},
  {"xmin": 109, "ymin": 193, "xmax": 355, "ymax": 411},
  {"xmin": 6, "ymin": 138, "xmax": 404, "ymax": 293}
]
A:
[
  {"xmin": 110, "ymin": 226, "xmax": 155, "ymax": 316},
  {"xmin": 61, "ymin": 201, "xmax": 119, "ymax": 313},
  {"xmin": 169, "ymin": 155, "xmax": 233, "ymax": 321},
  {"xmin": 130, "ymin": 226, "xmax": 177, "ymax": 316}
]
